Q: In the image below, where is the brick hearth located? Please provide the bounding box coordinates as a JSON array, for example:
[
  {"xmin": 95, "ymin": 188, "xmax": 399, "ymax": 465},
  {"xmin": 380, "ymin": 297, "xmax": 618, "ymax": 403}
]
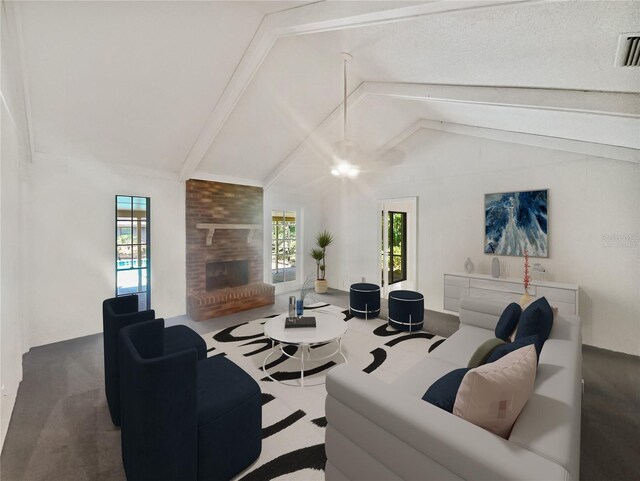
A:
[{"xmin": 186, "ymin": 179, "xmax": 274, "ymax": 321}]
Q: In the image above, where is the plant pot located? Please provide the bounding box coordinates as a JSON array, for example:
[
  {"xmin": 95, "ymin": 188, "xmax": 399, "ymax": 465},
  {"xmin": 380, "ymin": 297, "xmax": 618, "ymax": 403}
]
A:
[
  {"xmin": 314, "ymin": 279, "xmax": 328, "ymax": 294},
  {"xmin": 520, "ymin": 291, "xmax": 533, "ymax": 308}
]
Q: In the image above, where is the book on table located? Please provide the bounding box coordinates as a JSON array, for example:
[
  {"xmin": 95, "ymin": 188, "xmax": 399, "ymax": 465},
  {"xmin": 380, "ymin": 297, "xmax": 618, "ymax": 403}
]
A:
[{"xmin": 285, "ymin": 316, "xmax": 317, "ymax": 328}]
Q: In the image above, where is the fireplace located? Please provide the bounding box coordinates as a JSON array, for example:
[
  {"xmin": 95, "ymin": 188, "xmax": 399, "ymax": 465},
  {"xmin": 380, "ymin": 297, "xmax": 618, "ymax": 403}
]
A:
[
  {"xmin": 206, "ymin": 260, "xmax": 249, "ymax": 290},
  {"xmin": 186, "ymin": 180, "xmax": 274, "ymax": 320}
]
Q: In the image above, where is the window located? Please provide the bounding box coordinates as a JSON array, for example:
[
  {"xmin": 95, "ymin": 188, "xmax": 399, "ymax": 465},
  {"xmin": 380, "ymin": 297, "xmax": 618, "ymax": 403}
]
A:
[
  {"xmin": 116, "ymin": 196, "xmax": 150, "ymax": 310},
  {"xmin": 385, "ymin": 211, "xmax": 407, "ymax": 285},
  {"xmin": 271, "ymin": 210, "xmax": 296, "ymax": 284}
]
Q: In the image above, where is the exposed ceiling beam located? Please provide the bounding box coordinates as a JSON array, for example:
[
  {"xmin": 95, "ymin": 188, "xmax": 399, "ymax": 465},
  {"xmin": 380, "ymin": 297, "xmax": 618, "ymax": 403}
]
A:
[
  {"xmin": 263, "ymin": 81, "xmax": 640, "ymax": 188},
  {"xmin": 178, "ymin": 0, "xmax": 530, "ymax": 181},
  {"xmin": 373, "ymin": 118, "xmax": 640, "ymax": 165},
  {"xmin": 365, "ymin": 82, "xmax": 640, "ymax": 117}
]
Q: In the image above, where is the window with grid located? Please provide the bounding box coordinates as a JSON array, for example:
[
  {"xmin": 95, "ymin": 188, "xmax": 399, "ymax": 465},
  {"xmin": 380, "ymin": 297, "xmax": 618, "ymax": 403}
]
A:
[
  {"xmin": 116, "ymin": 196, "xmax": 150, "ymax": 310},
  {"xmin": 271, "ymin": 210, "xmax": 296, "ymax": 284}
]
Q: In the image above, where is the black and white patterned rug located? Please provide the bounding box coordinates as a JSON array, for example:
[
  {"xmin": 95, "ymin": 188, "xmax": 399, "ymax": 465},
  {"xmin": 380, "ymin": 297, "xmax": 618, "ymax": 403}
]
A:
[{"xmin": 202, "ymin": 303, "xmax": 445, "ymax": 481}]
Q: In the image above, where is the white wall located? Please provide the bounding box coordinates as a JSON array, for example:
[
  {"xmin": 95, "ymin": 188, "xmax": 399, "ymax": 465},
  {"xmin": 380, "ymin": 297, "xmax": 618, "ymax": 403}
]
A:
[
  {"xmin": 322, "ymin": 128, "xmax": 640, "ymax": 356},
  {"xmin": 0, "ymin": 100, "xmax": 28, "ymax": 449},
  {"xmin": 24, "ymin": 155, "xmax": 186, "ymax": 347},
  {"xmin": 1, "ymin": 0, "xmax": 29, "ymax": 449},
  {"xmin": 264, "ymin": 186, "xmax": 322, "ymax": 295}
]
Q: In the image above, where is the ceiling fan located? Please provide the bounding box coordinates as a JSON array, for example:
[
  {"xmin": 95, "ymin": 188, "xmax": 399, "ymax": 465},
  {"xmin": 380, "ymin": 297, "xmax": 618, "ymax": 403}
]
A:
[{"xmin": 331, "ymin": 52, "xmax": 360, "ymax": 178}]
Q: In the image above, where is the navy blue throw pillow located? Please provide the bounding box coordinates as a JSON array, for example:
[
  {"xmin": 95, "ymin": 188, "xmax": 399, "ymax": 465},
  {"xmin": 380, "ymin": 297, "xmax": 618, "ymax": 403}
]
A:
[
  {"xmin": 486, "ymin": 335, "xmax": 540, "ymax": 364},
  {"xmin": 495, "ymin": 303, "xmax": 522, "ymax": 341},
  {"xmin": 515, "ymin": 297, "xmax": 554, "ymax": 351},
  {"xmin": 422, "ymin": 368, "xmax": 469, "ymax": 413}
]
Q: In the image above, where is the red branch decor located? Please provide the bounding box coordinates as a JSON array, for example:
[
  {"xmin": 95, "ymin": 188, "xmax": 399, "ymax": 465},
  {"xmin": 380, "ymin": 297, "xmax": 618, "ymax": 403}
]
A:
[{"xmin": 523, "ymin": 248, "xmax": 531, "ymax": 293}]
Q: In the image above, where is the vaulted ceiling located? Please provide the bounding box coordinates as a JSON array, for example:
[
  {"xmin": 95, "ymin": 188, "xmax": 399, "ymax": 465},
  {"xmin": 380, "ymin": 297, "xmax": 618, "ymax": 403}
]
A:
[{"xmin": 9, "ymin": 0, "xmax": 640, "ymax": 193}]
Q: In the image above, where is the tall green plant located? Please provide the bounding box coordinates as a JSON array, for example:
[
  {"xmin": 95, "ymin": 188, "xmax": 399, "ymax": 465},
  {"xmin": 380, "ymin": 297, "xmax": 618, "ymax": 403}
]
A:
[
  {"xmin": 310, "ymin": 248, "xmax": 324, "ymax": 280},
  {"xmin": 315, "ymin": 230, "xmax": 334, "ymax": 280}
]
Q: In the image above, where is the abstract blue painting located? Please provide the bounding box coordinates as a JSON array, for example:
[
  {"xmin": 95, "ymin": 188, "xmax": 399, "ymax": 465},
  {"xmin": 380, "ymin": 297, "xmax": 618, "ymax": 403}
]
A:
[{"xmin": 485, "ymin": 190, "xmax": 548, "ymax": 257}]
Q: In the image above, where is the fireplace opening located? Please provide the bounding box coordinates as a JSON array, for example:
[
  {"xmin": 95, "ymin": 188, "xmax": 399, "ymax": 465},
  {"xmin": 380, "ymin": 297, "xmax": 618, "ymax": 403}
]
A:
[{"xmin": 206, "ymin": 260, "xmax": 249, "ymax": 290}]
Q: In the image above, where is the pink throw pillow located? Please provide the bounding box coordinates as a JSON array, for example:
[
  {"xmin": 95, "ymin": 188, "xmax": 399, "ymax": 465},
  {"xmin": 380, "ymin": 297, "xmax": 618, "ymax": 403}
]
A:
[{"xmin": 453, "ymin": 344, "xmax": 537, "ymax": 438}]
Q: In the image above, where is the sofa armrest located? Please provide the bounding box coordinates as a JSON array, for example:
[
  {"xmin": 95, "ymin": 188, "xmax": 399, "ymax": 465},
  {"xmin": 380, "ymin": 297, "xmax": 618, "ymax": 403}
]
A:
[{"xmin": 326, "ymin": 365, "xmax": 569, "ymax": 481}]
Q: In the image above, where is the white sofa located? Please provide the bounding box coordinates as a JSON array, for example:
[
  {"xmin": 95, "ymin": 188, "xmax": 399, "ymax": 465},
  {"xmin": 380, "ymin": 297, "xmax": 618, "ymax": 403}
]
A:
[{"xmin": 325, "ymin": 296, "xmax": 582, "ymax": 481}]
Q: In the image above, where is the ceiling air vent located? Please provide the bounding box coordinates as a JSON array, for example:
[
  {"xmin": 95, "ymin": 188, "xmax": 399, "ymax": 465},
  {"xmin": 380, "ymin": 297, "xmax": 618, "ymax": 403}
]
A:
[{"xmin": 616, "ymin": 33, "xmax": 640, "ymax": 67}]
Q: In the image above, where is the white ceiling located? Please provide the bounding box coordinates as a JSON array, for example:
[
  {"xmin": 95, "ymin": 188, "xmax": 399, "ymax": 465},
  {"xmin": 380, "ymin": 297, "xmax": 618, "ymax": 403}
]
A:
[{"xmin": 9, "ymin": 0, "xmax": 640, "ymax": 186}]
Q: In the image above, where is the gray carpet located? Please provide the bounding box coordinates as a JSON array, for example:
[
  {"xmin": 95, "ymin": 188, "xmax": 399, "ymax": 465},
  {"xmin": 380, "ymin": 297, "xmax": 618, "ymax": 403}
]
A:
[{"xmin": 1, "ymin": 289, "xmax": 639, "ymax": 481}]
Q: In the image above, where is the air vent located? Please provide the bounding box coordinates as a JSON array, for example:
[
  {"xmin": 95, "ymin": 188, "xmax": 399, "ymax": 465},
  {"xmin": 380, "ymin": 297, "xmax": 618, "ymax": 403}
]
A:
[{"xmin": 615, "ymin": 33, "xmax": 640, "ymax": 67}]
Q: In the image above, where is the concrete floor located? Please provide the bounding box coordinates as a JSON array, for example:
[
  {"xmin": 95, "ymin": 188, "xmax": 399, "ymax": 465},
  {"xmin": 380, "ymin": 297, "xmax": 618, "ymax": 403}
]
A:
[{"xmin": 1, "ymin": 289, "xmax": 638, "ymax": 480}]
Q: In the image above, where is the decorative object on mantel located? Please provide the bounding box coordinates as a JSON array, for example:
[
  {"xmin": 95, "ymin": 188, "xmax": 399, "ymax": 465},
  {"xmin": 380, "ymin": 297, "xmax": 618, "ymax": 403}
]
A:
[
  {"xmin": 310, "ymin": 230, "xmax": 334, "ymax": 293},
  {"xmin": 491, "ymin": 257, "xmax": 501, "ymax": 278},
  {"xmin": 484, "ymin": 189, "xmax": 548, "ymax": 258},
  {"xmin": 520, "ymin": 248, "xmax": 533, "ymax": 306},
  {"xmin": 195, "ymin": 223, "xmax": 261, "ymax": 246},
  {"xmin": 464, "ymin": 257, "xmax": 474, "ymax": 273}
]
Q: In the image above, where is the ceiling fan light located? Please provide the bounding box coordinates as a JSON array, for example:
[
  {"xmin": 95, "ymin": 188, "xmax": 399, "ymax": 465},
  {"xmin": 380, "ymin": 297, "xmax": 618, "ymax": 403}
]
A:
[
  {"xmin": 337, "ymin": 162, "xmax": 351, "ymax": 174},
  {"xmin": 347, "ymin": 167, "xmax": 359, "ymax": 178},
  {"xmin": 331, "ymin": 168, "xmax": 340, "ymax": 176}
]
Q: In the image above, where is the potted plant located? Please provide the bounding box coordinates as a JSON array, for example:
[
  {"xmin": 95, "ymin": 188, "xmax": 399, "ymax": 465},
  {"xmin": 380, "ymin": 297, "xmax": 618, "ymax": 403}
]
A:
[{"xmin": 310, "ymin": 230, "xmax": 334, "ymax": 293}]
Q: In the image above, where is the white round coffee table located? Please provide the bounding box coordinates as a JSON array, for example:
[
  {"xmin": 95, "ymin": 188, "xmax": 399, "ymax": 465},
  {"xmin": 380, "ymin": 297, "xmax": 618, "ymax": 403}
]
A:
[{"xmin": 263, "ymin": 310, "xmax": 347, "ymax": 387}]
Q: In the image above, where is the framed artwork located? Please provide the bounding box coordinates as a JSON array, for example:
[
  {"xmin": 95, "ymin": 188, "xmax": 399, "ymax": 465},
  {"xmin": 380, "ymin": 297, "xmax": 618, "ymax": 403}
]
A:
[{"xmin": 484, "ymin": 189, "xmax": 548, "ymax": 257}]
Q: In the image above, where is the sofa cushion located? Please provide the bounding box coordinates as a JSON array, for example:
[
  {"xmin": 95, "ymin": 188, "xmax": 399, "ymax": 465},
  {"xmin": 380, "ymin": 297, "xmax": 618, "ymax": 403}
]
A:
[
  {"xmin": 508, "ymin": 315, "xmax": 582, "ymax": 477},
  {"xmin": 391, "ymin": 356, "xmax": 461, "ymax": 398},
  {"xmin": 197, "ymin": 355, "xmax": 260, "ymax": 428},
  {"xmin": 468, "ymin": 338, "xmax": 506, "ymax": 368},
  {"xmin": 164, "ymin": 325, "xmax": 207, "ymax": 360},
  {"xmin": 515, "ymin": 297, "xmax": 554, "ymax": 349},
  {"xmin": 494, "ymin": 303, "xmax": 522, "ymax": 341},
  {"xmin": 511, "ymin": 301, "xmax": 558, "ymax": 341},
  {"xmin": 486, "ymin": 335, "xmax": 540, "ymax": 364},
  {"xmin": 428, "ymin": 325, "xmax": 496, "ymax": 367},
  {"xmin": 421, "ymin": 368, "xmax": 469, "ymax": 412},
  {"xmin": 453, "ymin": 344, "xmax": 538, "ymax": 439}
]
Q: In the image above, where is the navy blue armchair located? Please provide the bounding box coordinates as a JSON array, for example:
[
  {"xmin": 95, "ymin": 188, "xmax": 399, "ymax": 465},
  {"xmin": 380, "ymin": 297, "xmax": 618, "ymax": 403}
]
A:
[
  {"xmin": 102, "ymin": 295, "xmax": 206, "ymax": 426},
  {"xmin": 119, "ymin": 319, "xmax": 262, "ymax": 481}
]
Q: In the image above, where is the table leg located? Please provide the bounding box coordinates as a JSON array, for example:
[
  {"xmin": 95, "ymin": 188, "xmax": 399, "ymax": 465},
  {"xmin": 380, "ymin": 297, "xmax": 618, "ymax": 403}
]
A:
[
  {"xmin": 339, "ymin": 338, "xmax": 348, "ymax": 364},
  {"xmin": 301, "ymin": 345, "xmax": 305, "ymax": 387}
]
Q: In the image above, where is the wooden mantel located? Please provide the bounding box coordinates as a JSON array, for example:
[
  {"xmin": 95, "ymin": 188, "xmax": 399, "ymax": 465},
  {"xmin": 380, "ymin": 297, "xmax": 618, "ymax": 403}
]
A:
[{"xmin": 195, "ymin": 223, "xmax": 261, "ymax": 246}]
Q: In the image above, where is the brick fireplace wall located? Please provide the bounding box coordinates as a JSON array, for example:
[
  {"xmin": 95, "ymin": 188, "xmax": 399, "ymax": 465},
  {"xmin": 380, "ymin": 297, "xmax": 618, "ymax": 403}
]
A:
[{"xmin": 186, "ymin": 180, "xmax": 274, "ymax": 320}]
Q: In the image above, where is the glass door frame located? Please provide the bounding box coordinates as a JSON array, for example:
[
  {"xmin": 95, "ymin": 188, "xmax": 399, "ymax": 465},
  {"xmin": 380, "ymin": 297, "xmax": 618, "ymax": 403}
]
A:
[
  {"xmin": 270, "ymin": 209, "xmax": 297, "ymax": 285},
  {"xmin": 378, "ymin": 197, "xmax": 417, "ymax": 299},
  {"xmin": 388, "ymin": 210, "xmax": 407, "ymax": 285}
]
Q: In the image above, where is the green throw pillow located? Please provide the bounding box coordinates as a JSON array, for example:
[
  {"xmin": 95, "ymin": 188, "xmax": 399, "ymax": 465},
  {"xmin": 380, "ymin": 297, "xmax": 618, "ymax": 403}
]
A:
[{"xmin": 467, "ymin": 338, "xmax": 507, "ymax": 368}]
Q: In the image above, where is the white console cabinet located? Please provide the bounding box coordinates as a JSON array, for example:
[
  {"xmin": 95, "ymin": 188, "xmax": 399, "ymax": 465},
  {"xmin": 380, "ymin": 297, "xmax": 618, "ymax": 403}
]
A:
[{"xmin": 444, "ymin": 273, "xmax": 579, "ymax": 315}]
